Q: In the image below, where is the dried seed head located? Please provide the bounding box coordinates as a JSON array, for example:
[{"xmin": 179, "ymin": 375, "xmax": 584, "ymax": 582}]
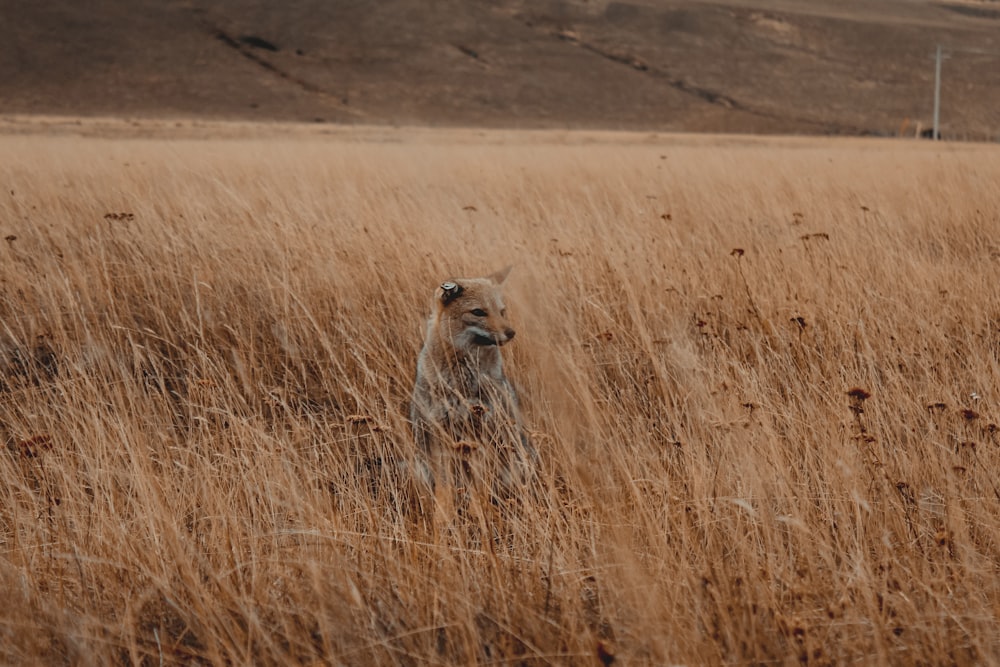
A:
[
  {"xmin": 596, "ymin": 641, "xmax": 615, "ymax": 666},
  {"xmin": 346, "ymin": 414, "xmax": 375, "ymax": 425},
  {"xmin": 453, "ymin": 440, "xmax": 478, "ymax": 456},
  {"xmin": 847, "ymin": 388, "xmax": 871, "ymax": 401}
]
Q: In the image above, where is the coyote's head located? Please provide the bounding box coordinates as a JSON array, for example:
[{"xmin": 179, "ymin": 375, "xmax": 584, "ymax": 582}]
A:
[{"xmin": 432, "ymin": 266, "xmax": 516, "ymax": 349}]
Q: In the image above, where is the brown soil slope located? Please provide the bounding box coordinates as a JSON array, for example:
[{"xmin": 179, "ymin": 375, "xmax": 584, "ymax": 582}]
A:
[{"xmin": 2, "ymin": 0, "xmax": 999, "ymax": 136}]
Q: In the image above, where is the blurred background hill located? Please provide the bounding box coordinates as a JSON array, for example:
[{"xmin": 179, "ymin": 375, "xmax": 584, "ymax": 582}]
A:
[{"xmin": 2, "ymin": 0, "xmax": 999, "ymax": 138}]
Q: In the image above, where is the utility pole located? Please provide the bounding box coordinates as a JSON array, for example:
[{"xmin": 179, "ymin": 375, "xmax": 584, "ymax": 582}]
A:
[
  {"xmin": 928, "ymin": 45, "xmax": 999, "ymax": 142},
  {"xmin": 933, "ymin": 44, "xmax": 943, "ymax": 140}
]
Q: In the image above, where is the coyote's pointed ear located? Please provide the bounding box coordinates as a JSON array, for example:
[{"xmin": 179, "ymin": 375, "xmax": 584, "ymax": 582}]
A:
[
  {"xmin": 488, "ymin": 265, "xmax": 513, "ymax": 285},
  {"xmin": 439, "ymin": 281, "xmax": 464, "ymax": 306}
]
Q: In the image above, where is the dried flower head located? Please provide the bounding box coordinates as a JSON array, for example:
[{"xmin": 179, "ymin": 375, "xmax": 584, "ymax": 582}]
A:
[
  {"xmin": 346, "ymin": 414, "xmax": 375, "ymax": 425},
  {"xmin": 17, "ymin": 434, "xmax": 52, "ymax": 458},
  {"xmin": 103, "ymin": 212, "xmax": 135, "ymax": 221},
  {"xmin": 453, "ymin": 440, "xmax": 478, "ymax": 456},
  {"xmin": 596, "ymin": 640, "xmax": 616, "ymax": 666}
]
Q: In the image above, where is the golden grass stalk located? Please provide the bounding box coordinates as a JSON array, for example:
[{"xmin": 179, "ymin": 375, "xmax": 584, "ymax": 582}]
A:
[{"xmin": 1, "ymin": 129, "xmax": 999, "ymax": 664}]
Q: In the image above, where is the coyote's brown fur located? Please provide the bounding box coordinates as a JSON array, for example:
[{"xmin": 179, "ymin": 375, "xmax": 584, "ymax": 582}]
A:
[{"xmin": 410, "ymin": 267, "xmax": 536, "ymax": 493}]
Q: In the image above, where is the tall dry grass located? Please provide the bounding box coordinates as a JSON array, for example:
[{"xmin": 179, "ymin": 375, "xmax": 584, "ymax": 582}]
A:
[{"xmin": 1, "ymin": 128, "xmax": 999, "ymax": 665}]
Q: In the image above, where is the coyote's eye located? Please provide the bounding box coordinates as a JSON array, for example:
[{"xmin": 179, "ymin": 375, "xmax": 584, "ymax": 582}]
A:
[
  {"xmin": 501, "ymin": 308, "xmax": 507, "ymax": 317},
  {"xmin": 470, "ymin": 308, "xmax": 488, "ymax": 317}
]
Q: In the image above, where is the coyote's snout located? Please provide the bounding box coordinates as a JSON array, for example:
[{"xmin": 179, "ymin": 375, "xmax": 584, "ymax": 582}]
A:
[{"xmin": 410, "ymin": 266, "xmax": 536, "ymax": 492}]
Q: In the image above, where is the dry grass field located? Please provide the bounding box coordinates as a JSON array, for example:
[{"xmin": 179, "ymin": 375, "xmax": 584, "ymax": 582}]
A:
[{"xmin": 1, "ymin": 125, "xmax": 999, "ymax": 665}]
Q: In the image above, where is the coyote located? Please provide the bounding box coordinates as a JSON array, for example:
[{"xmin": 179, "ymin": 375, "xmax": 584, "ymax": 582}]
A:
[{"xmin": 410, "ymin": 267, "xmax": 536, "ymax": 493}]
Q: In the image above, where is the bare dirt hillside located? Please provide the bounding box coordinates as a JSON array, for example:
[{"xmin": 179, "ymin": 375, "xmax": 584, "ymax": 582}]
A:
[{"xmin": 2, "ymin": 0, "xmax": 999, "ymax": 137}]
